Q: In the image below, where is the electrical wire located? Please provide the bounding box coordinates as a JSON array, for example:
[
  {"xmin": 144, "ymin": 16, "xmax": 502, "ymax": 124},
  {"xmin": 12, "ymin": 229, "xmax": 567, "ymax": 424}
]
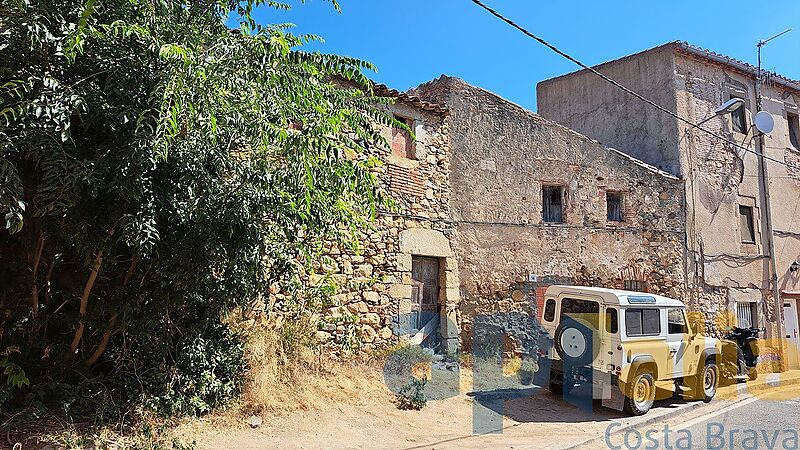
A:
[{"xmin": 469, "ymin": 0, "xmax": 793, "ymax": 169}]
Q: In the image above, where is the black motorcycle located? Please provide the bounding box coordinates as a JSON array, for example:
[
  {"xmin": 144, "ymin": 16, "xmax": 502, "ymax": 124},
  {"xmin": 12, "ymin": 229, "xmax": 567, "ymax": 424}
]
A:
[{"xmin": 720, "ymin": 327, "xmax": 763, "ymax": 382}]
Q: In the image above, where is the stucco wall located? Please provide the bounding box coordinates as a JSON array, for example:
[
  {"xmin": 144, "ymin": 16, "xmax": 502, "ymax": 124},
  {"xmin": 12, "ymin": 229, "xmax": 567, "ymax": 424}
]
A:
[
  {"xmin": 413, "ymin": 76, "xmax": 687, "ymax": 348},
  {"xmin": 537, "ymin": 44, "xmax": 683, "ymax": 177},
  {"xmin": 673, "ymin": 53, "xmax": 800, "ymax": 325},
  {"xmin": 535, "ymin": 44, "xmax": 800, "ymax": 340}
]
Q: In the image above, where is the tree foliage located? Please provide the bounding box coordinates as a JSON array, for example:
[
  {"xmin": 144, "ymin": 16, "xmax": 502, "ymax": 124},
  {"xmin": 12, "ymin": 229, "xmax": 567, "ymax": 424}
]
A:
[{"xmin": 0, "ymin": 0, "xmax": 392, "ymax": 417}]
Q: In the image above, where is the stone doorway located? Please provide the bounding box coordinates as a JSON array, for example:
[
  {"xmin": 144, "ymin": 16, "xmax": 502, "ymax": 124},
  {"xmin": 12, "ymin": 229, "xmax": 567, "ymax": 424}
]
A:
[{"xmin": 411, "ymin": 256, "xmax": 441, "ymax": 350}]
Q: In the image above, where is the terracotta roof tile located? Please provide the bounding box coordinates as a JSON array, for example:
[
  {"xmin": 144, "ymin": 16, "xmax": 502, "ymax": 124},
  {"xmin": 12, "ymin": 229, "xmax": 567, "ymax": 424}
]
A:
[
  {"xmin": 373, "ymin": 84, "xmax": 448, "ymax": 115},
  {"xmin": 674, "ymin": 41, "xmax": 800, "ymax": 91}
]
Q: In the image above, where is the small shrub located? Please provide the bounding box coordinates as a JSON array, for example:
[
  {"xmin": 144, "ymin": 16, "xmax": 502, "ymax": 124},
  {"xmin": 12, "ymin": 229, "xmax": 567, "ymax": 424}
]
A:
[
  {"xmin": 395, "ymin": 377, "xmax": 427, "ymax": 410},
  {"xmin": 383, "ymin": 346, "xmax": 433, "ymax": 378}
]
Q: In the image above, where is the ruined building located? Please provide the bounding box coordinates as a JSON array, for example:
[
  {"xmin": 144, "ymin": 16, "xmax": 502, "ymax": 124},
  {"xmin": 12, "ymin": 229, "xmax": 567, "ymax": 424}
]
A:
[
  {"xmin": 320, "ymin": 42, "xmax": 800, "ymax": 371},
  {"xmin": 319, "ymin": 76, "xmax": 686, "ymax": 354}
]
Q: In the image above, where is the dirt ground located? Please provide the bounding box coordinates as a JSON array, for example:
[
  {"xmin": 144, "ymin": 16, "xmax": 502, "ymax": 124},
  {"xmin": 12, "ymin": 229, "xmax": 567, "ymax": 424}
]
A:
[
  {"xmin": 187, "ymin": 367, "xmax": 800, "ymax": 450},
  {"xmin": 187, "ymin": 367, "xmax": 665, "ymax": 450}
]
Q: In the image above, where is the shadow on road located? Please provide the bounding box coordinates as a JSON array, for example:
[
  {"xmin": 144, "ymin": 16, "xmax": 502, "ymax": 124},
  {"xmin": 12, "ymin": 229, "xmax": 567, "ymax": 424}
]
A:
[{"xmin": 466, "ymin": 383, "xmax": 694, "ymax": 424}]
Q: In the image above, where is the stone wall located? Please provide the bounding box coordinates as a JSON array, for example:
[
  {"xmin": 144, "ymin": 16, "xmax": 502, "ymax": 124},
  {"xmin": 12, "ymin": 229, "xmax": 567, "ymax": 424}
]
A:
[
  {"xmin": 315, "ymin": 93, "xmax": 460, "ymax": 353},
  {"xmin": 413, "ymin": 76, "xmax": 687, "ymax": 348}
]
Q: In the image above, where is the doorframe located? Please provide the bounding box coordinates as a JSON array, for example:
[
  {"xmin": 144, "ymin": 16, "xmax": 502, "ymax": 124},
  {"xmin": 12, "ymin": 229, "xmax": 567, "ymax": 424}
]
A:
[
  {"xmin": 396, "ymin": 228, "xmax": 460, "ymax": 353},
  {"xmin": 782, "ymin": 297, "xmax": 800, "ymax": 370}
]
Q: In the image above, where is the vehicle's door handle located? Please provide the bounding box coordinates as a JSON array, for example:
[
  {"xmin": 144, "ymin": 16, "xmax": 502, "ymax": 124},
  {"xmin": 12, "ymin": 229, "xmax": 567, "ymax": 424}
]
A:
[{"xmin": 670, "ymin": 349, "xmax": 677, "ymax": 355}]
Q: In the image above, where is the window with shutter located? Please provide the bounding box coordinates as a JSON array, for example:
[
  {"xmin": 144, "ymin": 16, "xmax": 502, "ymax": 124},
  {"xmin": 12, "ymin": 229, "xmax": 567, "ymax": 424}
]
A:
[
  {"xmin": 607, "ymin": 191, "xmax": 624, "ymax": 222},
  {"xmin": 542, "ymin": 185, "xmax": 564, "ymax": 223}
]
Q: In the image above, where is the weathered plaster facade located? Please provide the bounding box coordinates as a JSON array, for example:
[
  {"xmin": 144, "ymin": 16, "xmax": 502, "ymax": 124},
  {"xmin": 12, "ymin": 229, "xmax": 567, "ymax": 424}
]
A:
[
  {"xmin": 412, "ymin": 76, "xmax": 686, "ymax": 349},
  {"xmin": 538, "ymin": 43, "xmax": 800, "ymax": 365}
]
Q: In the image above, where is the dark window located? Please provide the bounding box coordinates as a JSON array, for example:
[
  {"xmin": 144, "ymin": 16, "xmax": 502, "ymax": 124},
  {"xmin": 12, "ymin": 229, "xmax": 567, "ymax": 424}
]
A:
[
  {"xmin": 625, "ymin": 308, "xmax": 661, "ymax": 336},
  {"xmin": 542, "ymin": 185, "xmax": 564, "ymax": 223},
  {"xmin": 543, "ymin": 299, "xmax": 556, "ymax": 322},
  {"xmin": 788, "ymin": 112, "xmax": 800, "ymax": 150},
  {"xmin": 731, "ymin": 96, "xmax": 747, "ymax": 134},
  {"xmin": 607, "ymin": 191, "xmax": 624, "ymax": 222},
  {"xmin": 606, "ymin": 308, "xmax": 619, "ymax": 334},
  {"xmin": 667, "ymin": 308, "xmax": 688, "ymax": 335},
  {"xmin": 739, "ymin": 205, "xmax": 756, "ymax": 244},
  {"xmin": 560, "ymin": 297, "xmax": 600, "ymax": 330},
  {"xmin": 391, "ymin": 115, "xmax": 414, "ymax": 159},
  {"xmin": 624, "ymin": 280, "xmax": 649, "ymax": 293}
]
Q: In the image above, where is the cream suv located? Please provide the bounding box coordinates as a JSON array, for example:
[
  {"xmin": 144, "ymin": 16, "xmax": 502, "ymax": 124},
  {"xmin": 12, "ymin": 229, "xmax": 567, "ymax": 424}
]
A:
[{"xmin": 540, "ymin": 286, "xmax": 720, "ymax": 415}]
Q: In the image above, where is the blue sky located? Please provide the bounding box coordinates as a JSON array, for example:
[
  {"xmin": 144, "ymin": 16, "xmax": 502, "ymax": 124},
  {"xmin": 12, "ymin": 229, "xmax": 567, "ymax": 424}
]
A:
[{"xmin": 253, "ymin": 0, "xmax": 800, "ymax": 111}]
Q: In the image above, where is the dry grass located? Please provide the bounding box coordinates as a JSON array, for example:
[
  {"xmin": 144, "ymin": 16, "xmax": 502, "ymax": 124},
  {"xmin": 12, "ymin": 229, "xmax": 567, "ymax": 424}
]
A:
[
  {"xmin": 169, "ymin": 315, "xmax": 392, "ymax": 444},
  {"xmin": 8, "ymin": 315, "xmax": 392, "ymax": 449},
  {"xmin": 234, "ymin": 315, "xmax": 387, "ymax": 415}
]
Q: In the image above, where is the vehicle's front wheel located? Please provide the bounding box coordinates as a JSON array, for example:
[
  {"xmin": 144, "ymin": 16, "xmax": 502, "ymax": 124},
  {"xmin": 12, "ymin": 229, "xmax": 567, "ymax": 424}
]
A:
[
  {"xmin": 623, "ymin": 370, "xmax": 655, "ymax": 415},
  {"xmin": 700, "ymin": 362, "xmax": 719, "ymax": 402}
]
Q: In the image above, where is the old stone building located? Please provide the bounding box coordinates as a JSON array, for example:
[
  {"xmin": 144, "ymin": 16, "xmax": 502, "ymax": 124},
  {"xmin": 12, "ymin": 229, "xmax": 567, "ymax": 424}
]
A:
[
  {"xmin": 320, "ymin": 76, "xmax": 688, "ymax": 354},
  {"xmin": 316, "ymin": 85, "xmax": 461, "ymax": 354},
  {"xmin": 411, "ymin": 76, "xmax": 686, "ymax": 348},
  {"xmin": 538, "ymin": 42, "xmax": 800, "ymax": 368}
]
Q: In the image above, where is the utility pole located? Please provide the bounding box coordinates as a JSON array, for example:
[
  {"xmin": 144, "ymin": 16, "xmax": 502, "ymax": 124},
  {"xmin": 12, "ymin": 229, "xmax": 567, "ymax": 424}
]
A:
[{"xmin": 755, "ymin": 29, "xmax": 791, "ymax": 360}]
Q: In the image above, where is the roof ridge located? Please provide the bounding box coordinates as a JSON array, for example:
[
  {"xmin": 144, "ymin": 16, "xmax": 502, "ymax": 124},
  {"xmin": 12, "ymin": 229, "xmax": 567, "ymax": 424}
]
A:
[{"xmin": 413, "ymin": 76, "xmax": 681, "ymax": 181}]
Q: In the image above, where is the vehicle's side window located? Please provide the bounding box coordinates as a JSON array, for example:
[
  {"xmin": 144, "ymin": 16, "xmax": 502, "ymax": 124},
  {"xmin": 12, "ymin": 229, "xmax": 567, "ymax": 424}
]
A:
[
  {"xmin": 625, "ymin": 308, "xmax": 661, "ymax": 336},
  {"xmin": 667, "ymin": 308, "xmax": 688, "ymax": 335},
  {"xmin": 543, "ymin": 299, "xmax": 556, "ymax": 322},
  {"xmin": 605, "ymin": 308, "xmax": 618, "ymax": 334},
  {"xmin": 561, "ymin": 297, "xmax": 600, "ymax": 329}
]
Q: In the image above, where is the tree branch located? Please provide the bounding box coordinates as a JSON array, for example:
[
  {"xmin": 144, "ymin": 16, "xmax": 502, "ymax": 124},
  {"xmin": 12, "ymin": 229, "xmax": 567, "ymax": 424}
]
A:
[
  {"xmin": 69, "ymin": 250, "xmax": 104, "ymax": 355},
  {"xmin": 85, "ymin": 314, "xmax": 116, "ymax": 366},
  {"xmin": 31, "ymin": 231, "xmax": 45, "ymax": 318},
  {"xmin": 85, "ymin": 255, "xmax": 138, "ymax": 366}
]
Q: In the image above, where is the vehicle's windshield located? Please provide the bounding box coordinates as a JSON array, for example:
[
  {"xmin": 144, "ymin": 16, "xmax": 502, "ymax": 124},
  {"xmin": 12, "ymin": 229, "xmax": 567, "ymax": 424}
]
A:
[{"xmin": 560, "ymin": 297, "xmax": 600, "ymax": 329}]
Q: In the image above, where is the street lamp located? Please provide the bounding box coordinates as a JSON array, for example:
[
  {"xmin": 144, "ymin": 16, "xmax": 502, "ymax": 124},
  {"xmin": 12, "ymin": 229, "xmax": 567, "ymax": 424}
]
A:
[
  {"xmin": 715, "ymin": 98, "xmax": 745, "ymax": 115},
  {"xmin": 697, "ymin": 98, "xmax": 745, "ymax": 126}
]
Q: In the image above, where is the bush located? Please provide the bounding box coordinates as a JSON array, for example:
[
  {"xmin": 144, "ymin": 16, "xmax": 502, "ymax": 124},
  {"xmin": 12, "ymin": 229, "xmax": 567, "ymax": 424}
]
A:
[
  {"xmin": 139, "ymin": 321, "xmax": 245, "ymax": 417},
  {"xmin": 1, "ymin": 0, "xmax": 390, "ymax": 426},
  {"xmin": 395, "ymin": 377, "xmax": 427, "ymax": 411}
]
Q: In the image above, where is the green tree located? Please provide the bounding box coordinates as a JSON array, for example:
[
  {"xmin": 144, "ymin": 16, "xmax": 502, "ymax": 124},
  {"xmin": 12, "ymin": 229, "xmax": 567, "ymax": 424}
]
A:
[{"xmin": 0, "ymin": 0, "xmax": 392, "ymax": 417}]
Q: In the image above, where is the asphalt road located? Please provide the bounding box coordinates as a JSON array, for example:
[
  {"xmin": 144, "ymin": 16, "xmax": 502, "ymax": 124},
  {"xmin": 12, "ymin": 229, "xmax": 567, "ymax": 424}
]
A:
[{"xmin": 599, "ymin": 387, "xmax": 800, "ymax": 450}]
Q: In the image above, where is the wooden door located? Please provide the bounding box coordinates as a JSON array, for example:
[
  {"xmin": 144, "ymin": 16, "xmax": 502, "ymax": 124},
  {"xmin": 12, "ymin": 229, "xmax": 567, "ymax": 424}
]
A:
[
  {"xmin": 412, "ymin": 256, "xmax": 440, "ymax": 313},
  {"xmin": 411, "ymin": 256, "xmax": 440, "ymax": 348}
]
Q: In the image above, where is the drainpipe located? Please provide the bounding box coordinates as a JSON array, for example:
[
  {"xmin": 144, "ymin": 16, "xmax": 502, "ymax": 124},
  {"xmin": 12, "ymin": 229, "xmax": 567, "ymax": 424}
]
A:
[{"xmin": 755, "ymin": 42, "xmax": 784, "ymax": 358}]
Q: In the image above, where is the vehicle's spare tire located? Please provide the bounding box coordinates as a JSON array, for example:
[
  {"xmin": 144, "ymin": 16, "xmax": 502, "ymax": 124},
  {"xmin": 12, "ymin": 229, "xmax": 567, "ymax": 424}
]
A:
[{"xmin": 554, "ymin": 316, "xmax": 599, "ymax": 367}]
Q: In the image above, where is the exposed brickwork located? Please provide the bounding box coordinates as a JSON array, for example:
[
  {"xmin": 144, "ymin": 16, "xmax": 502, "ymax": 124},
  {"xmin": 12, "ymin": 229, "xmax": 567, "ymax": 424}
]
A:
[
  {"xmin": 313, "ymin": 98, "xmax": 457, "ymax": 353},
  {"xmin": 387, "ymin": 163, "xmax": 425, "ymax": 198}
]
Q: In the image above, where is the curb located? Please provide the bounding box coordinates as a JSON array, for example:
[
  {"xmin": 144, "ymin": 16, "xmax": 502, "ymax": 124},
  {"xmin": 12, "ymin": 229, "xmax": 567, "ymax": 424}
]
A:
[{"xmin": 564, "ymin": 373, "xmax": 800, "ymax": 450}]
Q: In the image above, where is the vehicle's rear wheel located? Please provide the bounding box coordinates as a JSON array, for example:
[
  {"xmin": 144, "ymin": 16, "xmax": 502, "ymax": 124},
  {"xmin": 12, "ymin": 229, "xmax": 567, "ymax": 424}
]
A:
[
  {"xmin": 548, "ymin": 369, "xmax": 575, "ymax": 396},
  {"xmin": 623, "ymin": 370, "xmax": 655, "ymax": 415}
]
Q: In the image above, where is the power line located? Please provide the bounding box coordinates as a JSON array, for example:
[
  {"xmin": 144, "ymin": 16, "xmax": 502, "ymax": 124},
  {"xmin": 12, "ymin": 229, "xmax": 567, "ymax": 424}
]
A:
[{"xmin": 469, "ymin": 0, "xmax": 792, "ymax": 169}]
